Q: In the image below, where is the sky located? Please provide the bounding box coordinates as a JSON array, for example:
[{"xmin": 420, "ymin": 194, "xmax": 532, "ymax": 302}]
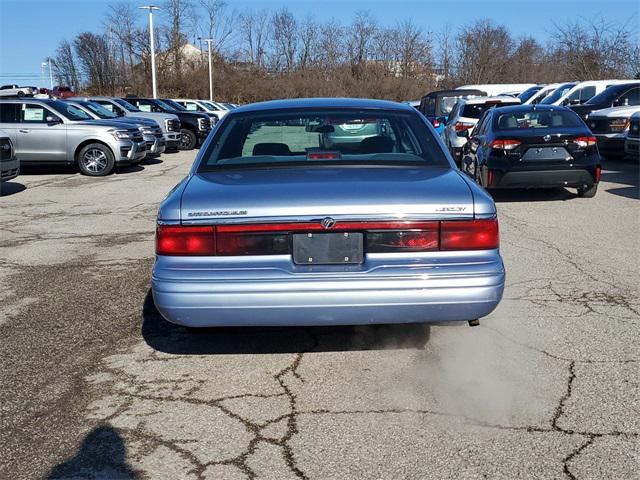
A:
[{"xmin": 0, "ymin": 0, "xmax": 638, "ymax": 86}]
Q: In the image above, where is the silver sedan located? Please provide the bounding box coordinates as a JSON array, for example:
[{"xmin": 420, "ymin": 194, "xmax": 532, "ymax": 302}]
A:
[{"xmin": 152, "ymin": 98, "xmax": 505, "ymax": 327}]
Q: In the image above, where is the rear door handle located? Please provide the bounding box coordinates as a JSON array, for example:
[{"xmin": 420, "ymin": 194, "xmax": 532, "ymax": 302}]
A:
[{"xmin": 19, "ymin": 129, "xmax": 29, "ymax": 133}]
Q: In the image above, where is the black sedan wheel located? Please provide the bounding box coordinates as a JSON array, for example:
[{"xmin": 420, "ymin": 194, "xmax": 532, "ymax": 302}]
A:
[
  {"xmin": 179, "ymin": 129, "xmax": 197, "ymax": 150},
  {"xmin": 577, "ymin": 184, "xmax": 598, "ymax": 198}
]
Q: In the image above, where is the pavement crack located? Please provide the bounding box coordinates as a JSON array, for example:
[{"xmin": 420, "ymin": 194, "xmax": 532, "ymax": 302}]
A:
[
  {"xmin": 562, "ymin": 434, "xmax": 596, "ymax": 480},
  {"xmin": 552, "ymin": 361, "xmax": 576, "ymax": 434}
]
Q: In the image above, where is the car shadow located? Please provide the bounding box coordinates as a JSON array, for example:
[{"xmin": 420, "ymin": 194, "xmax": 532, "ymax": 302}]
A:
[
  {"xmin": 140, "ymin": 157, "xmax": 163, "ymax": 165},
  {"xmin": 45, "ymin": 425, "xmax": 138, "ymax": 480},
  {"xmin": 0, "ymin": 181, "xmax": 26, "ymax": 196},
  {"xmin": 490, "ymin": 187, "xmax": 576, "ymax": 203},
  {"xmin": 601, "ymin": 158, "xmax": 639, "ymax": 200},
  {"xmin": 141, "ymin": 291, "xmax": 431, "ymax": 355},
  {"xmin": 116, "ymin": 164, "xmax": 144, "ymax": 174},
  {"xmin": 19, "ymin": 165, "xmax": 78, "ymax": 175}
]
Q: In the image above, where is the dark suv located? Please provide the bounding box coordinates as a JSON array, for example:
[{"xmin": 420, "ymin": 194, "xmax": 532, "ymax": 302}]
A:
[{"xmin": 123, "ymin": 97, "xmax": 211, "ymax": 150}]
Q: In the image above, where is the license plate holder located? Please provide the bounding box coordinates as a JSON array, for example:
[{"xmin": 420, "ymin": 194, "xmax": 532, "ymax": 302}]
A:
[
  {"xmin": 523, "ymin": 146, "xmax": 571, "ymax": 161},
  {"xmin": 292, "ymin": 232, "xmax": 364, "ymax": 265}
]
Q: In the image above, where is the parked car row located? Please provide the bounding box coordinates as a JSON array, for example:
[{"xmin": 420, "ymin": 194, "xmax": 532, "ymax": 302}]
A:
[
  {"xmin": 0, "ymin": 95, "xmax": 241, "ymax": 181},
  {"xmin": 416, "ymin": 80, "xmax": 640, "ymax": 161}
]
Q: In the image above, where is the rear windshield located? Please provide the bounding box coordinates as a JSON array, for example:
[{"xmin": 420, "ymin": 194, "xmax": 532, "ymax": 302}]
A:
[
  {"xmin": 462, "ymin": 101, "xmax": 519, "ymax": 119},
  {"xmin": 199, "ymin": 109, "xmax": 448, "ymax": 171},
  {"xmin": 495, "ymin": 110, "xmax": 583, "ymax": 130}
]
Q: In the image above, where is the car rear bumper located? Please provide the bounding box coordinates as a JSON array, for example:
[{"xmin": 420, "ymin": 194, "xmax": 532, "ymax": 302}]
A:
[
  {"xmin": 1, "ymin": 158, "xmax": 19, "ymax": 182},
  {"xmin": 489, "ymin": 167, "xmax": 597, "ymax": 189},
  {"xmin": 151, "ymin": 251, "xmax": 505, "ymax": 327}
]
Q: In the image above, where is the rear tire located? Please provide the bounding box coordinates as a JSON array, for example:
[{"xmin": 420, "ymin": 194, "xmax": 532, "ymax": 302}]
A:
[
  {"xmin": 77, "ymin": 143, "xmax": 115, "ymax": 176},
  {"xmin": 577, "ymin": 184, "xmax": 598, "ymax": 198},
  {"xmin": 179, "ymin": 129, "xmax": 197, "ymax": 150}
]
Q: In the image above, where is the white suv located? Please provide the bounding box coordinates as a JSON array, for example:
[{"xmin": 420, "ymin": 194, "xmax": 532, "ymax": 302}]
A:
[{"xmin": 443, "ymin": 96, "xmax": 521, "ymax": 165}]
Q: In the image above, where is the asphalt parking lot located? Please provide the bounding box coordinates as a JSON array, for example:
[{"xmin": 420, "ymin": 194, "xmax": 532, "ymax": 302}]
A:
[{"xmin": 1, "ymin": 152, "xmax": 638, "ymax": 480}]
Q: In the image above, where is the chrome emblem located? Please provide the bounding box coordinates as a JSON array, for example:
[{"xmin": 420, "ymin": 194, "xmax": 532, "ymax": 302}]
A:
[
  {"xmin": 543, "ymin": 134, "xmax": 551, "ymax": 142},
  {"xmin": 321, "ymin": 217, "xmax": 336, "ymax": 229}
]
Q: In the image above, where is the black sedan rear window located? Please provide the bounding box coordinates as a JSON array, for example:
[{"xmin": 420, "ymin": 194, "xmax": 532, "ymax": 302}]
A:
[
  {"xmin": 495, "ymin": 110, "xmax": 583, "ymax": 130},
  {"xmin": 462, "ymin": 101, "xmax": 520, "ymax": 119},
  {"xmin": 199, "ymin": 110, "xmax": 448, "ymax": 170}
]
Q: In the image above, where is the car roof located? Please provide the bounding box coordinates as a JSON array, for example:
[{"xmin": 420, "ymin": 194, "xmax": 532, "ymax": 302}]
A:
[
  {"xmin": 0, "ymin": 98, "xmax": 57, "ymax": 104},
  {"xmin": 489, "ymin": 104, "xmax": 571, "ymax": 114},
  {"xmin": 422, "ymin": 89, "xmax": 486, "ymax": 98},
  {"xmin": 233, "ymin": 97, "xmax": 414, "ymax": 114},
  {"xmin": 459, "ymin": 96, "xmax": 521, "ymax": 105}
]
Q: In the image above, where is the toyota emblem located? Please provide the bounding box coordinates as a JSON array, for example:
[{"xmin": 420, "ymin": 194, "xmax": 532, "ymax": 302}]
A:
[
  {"xmin": 321, "ymin": 217, "xmax": 336, "ymax": 230},
  {"xmin": 543, "ymin": 134, "xmax": 551, "ymax": 142}
]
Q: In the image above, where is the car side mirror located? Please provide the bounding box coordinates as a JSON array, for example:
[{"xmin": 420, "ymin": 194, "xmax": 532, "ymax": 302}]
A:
[{"xmin": 46, "ymin": 115, "xmax": 62, "ymax": 124}]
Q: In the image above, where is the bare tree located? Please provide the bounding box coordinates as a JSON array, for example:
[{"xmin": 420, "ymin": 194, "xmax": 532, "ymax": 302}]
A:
[
  {"xmin": 162, "ymin": 0, "xmax": 195, "ymax": 83},
  {"xmin": 395, "ymin": 20, "xmax": 432, "ymax": 78},
  {"xmin": 346, "ymin": 11, "xmax": 378, "ymax": 78},
  {"xmin": 238, "ymin": 10, "xmax": 269, "ymax": 69},
  {"xmin": 455, "ymin": 20, "xmax": 514, "ymax": 84},
  {"xmin": 197, "ymin": 0, "xmax": 236, "ymax": 55},
  {"xmin": 297, "ymin": 17, "xmax": 319, "ymax": 70},
  {"xmin": 74, "ymin": 32, "xmax": 115, "ymax": 94},
  {"xmin": 550, "ymin": 17, "xmax": 638, "ymax": 79},
  {"xmin": 52, "ymin": 40, "xmax": 81, "ymax": 89},
  {"xmin": 270, "ymin": 7, "xmax": 298, "ymax": 72},
  {"xmin": 318, "ymin": 19, "xmax": 344, "ymax": 73}
]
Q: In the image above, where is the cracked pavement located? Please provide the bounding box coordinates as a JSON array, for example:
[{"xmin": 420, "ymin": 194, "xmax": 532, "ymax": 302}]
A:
[{"xmin": 1, "ymin": 153, "xmax": 638, "ymax": 479}]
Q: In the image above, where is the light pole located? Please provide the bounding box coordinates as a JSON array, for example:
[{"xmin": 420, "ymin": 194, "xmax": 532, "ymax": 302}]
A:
[
  {"xmin": 198, "ymin": 37, "xmax": 214, "ymax": 101},
  {"xmin": 139, "ymin": 5, "xmax": 160, "ymax": 98},
  {"xmin": 42, "ymin": 59, "xmax": 53, "ymax": 90}
]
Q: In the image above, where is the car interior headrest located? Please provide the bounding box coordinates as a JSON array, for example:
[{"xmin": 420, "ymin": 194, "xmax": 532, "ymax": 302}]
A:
[
  {"xmin": 252, "ymin": 143, "xmax": 292, "ymax": 156},
  {"xmin": 499, "ymin": 115, "xmax": 518, "ymax": 129},
  {"xmin": 359, "ymin": 135, "xmax": 395, "ymax": 154}
]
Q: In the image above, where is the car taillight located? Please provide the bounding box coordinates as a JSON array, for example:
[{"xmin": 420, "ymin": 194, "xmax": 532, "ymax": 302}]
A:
[
  {"xmin": 156, "ymin": 219, "xmax": 500, "ymax": 256},
  {"xmin": 440, "ymin": 219, "xmax": 499, "ymax": 250},
  {"xmin": 595, "ymin": 165, "xmax": 601, "ymax": 183},
  {"xmin": 573, "ymin": 136, "xmax": 597, "ymax": 148},
  {"xmin": 432, "ymin": 119, "xmax": 441, "ymax": 128},
  {"xmin": 156, "ymin": 225, "xmax": 216, "ymax": 255},
  {"xmin": 454, "ymin": 122, "xmax": 475, "ymax": 133},
  {"xmin": 367, "ymin": 225, "xmax": 439, "ymax": 253},
  {"xmin": 490, "ymin": 139, "xmax": 521, "ymax": 150}
]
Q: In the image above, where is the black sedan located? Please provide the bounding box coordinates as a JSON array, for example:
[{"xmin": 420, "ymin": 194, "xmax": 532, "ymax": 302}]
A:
[{"xmin": 460, "ymin": 105, "xmax": 601, "ymax": 198}]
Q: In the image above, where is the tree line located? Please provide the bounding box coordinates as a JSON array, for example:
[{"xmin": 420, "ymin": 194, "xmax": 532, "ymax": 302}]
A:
[{"xmin": 51, "ymin": 0, "xmax": 640, "ymax": 102}]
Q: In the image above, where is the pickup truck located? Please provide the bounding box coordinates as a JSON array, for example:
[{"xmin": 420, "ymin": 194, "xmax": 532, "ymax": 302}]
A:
[
  {"xmin": 0, "ymin": 85, "xmax": 38, "ymax": 98},
  {"xmin": 0, "ymin": 98, "xmax": 147, "ymax": 176},
  {"xmin": 63, "ymin": 99, "xmax": 166, "ymax": 159},
  {"xmin": 81, "ymin": 96, "xmax": 182, "ymax": 151},
  {"xmin": 124, "ymin": 97, "xmax": 211, "ymax": 150}
]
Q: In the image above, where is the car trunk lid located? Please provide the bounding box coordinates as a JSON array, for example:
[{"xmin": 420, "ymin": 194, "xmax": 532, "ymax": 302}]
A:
[{"xmin": 180, "ymin": 166, "xmax": 476, "ymax": 222}]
